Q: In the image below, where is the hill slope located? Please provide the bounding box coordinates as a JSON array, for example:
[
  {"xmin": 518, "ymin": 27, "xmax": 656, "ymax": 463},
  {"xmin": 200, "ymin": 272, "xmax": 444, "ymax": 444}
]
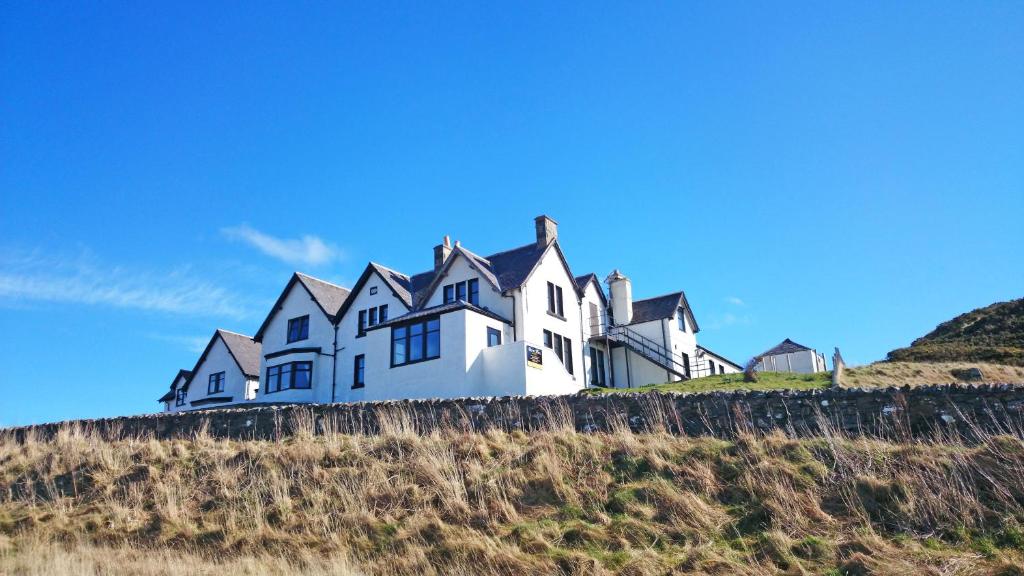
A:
[
  {"xmin": 2, "ymin": 427, "xmax": 1024, "ymax": 575},
  {"xmin": 887, "ymin": 298, "xmax": 1024, "ymax": 366}
]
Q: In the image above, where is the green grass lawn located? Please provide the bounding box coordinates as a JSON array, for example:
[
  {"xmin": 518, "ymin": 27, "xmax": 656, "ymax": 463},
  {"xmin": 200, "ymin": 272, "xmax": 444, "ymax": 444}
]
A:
[{"xmin": 581, "ymin": 370, "xmax": 833, "ymax": 395}]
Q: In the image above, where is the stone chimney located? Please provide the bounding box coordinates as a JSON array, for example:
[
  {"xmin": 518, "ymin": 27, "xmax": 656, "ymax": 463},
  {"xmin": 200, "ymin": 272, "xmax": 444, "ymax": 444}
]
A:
[
  {"xmin": 433, "ymin": 235, "xmax": 452, "ymax": 270},
  {"xmin": 534, "ymin": 215, "xmax": 558, "ymax": 248},
  {"xmin": 606, "ymin": 269, "xmax": 633, "ymax": 325}
]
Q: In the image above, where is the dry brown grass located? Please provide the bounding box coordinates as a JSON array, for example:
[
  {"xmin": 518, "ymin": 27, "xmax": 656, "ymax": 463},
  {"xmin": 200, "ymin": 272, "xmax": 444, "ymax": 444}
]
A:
[
  {"xmin": 2, "ymin": 417, "xmax": 1024, "ymax": 575},
  {"xmin": 844, "ymin": 361, "xmax": 1024, "ymax": 387}
]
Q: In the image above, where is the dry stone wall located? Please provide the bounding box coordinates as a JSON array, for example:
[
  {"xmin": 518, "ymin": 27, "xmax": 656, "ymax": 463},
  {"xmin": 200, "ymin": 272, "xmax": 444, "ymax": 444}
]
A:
[{"xmin": 5, "ymin": 384, "xmax": 1024, "ymax": 443}]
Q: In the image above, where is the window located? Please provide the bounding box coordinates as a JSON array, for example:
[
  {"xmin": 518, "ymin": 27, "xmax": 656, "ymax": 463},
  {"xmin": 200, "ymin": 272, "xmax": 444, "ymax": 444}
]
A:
[
  {"xmin": 392, "ymin": 318, "xmax": 440, "ymax": 366},
  {"xmin": 175, "ymin": 389, "xmax": 186, "ymax": 407},
  {"xmin": 547, "ymin": 282, "xmax": 564, "ymax": 317},
  {"xmin": 487, "ymin": 327, "xmax": 501, "ymax": 347},
  {"xmin": 590, "ymin": 348, "xmax": 607, "ymax": 386},
  {"xmin": 543, "ymin": 330, "xmax": 573, "ymax": 374},
  {"xmin": 678, "ymin": 309, "xmax": 686, "ymax": 332},
  {"xmin": 708, "ymin": 360, "xmax": 716, "ymax": 375},
  {"xmin": 287, "ymin": 315, "xmax": 309, "ymax": 343},
  {"xmin": 352, "ymin": 355, "xmax": 365, "ymax": 389},
  {"xmin": 265, "ymin": 361, "xmax": 313, "ymax": 393},
  {"xmin": 443, "ymin": 279, "xmax": 480, "ymax": 306},
  {"xmin": 208, "ymin": 371, "xmax": 225, "ymax": 394},
  {"xmin": 564, "ymin": 339, "xmax": 573, "ymax": 375},
  {"xmin": 681, "ymin": 352, "xmax": 691, "ymax": 378},
  {"xmin": 358, "ymin": 306, "xmax": 388, "ymax": 335}
]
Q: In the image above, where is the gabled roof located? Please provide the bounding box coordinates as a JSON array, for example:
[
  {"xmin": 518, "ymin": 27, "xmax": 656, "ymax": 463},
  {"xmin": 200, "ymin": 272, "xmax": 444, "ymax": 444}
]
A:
[
  {"xmin": 575, "ymin": 273, "xmax": 607, "ymax": 304},
  {"xmin": 630, "ymin": 291, "xmax": 700, "ymax": 332},
  {"xmin": 157, "ymin": 369, "xmax": 192, "ymax": 403},
  {"xmin": 253, "ymin": 272, "xmax": 350, "ymax": 341},
  {"xmin": 366, "ymin": 300, "xmax": 513, "ymax": 330},
  {"xmin": 759, "ymin": 338, "xmax": 813, "ymax": 357},
  {"xmin": 183, "ymin": 330, "xmax": 261, "ymax": 391},
  {"xmin": 413, "ymin": 245, "xmax": 502, "ymax": 308},
  {"xmin": 336, "ymin": 239, "xmax": 576, "ymax": 322}
]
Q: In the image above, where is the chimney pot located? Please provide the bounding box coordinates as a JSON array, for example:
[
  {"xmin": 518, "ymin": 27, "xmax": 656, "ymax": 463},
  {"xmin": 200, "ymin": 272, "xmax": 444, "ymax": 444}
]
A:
[
  {"xmin": 433, "ymin": 236, "xmax": 453, "ymax": 271},
  {"xmin": 535, "ymin": 215, "xmax": 558, "ymax": 248}
]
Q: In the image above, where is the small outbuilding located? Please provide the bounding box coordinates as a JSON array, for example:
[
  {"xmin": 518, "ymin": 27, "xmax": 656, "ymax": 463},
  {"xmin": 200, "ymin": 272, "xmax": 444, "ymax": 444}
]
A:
[{"xmin": 756, "ymin": 338, "xmax": 827, "ymax": 374}]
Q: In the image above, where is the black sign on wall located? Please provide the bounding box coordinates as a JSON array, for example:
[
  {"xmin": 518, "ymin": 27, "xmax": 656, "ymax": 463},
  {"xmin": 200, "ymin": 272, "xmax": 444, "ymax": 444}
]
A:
[{"xmin": 526, "ymin": 345, "xmax": 543, "ymax": 368}]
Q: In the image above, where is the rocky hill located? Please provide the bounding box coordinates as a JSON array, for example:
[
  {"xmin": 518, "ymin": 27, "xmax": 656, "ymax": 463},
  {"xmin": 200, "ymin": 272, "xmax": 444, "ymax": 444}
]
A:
[{"xmin": 887, "ymin": 298, "xmax": 1024, "ymax": 366}]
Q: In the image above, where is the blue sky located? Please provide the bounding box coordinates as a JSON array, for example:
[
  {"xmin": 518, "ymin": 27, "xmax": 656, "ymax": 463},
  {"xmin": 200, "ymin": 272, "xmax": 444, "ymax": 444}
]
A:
[{"xmin": 1, "ymin": 2, "xmax": 1021, "ymax": 426}]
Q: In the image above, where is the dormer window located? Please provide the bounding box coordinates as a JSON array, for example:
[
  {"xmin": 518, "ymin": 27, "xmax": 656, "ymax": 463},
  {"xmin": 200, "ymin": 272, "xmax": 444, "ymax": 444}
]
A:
[
  {"xmin": 443, "ymin": 279, "xmax": 480, "ymax": 306},
  {"xmin": 287, "ymin": 315, "xmax": 310, "ymax": 343},
  {"xmin": 175, "ymin": 389, "xmax": 186, "ymax": 407}
]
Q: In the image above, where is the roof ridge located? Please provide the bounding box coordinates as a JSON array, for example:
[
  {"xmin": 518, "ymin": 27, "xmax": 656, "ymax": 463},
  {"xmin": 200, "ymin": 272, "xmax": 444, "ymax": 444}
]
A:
[
  {"xmin": 369, "ymin": 261, "xmax": 410, "ymax": 280},
  {"xmin": 295, "ymin": 271, "xmax": 349, "ymax": 291},
  {"xmin": 216, "ymin": 328, "xmax": 255, "ymax": 339},
  {"xmin": 484, "ymin": 241, "xmax": 538, "ymax": 259},
  {"xmin": 632, "ymin": 290, "xmax": 685, "ymax": 303}
]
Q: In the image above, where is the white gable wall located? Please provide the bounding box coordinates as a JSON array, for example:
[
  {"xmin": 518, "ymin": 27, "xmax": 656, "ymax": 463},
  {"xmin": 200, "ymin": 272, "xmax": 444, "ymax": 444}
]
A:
[
  {"xmin": 423, "ymin": 254, "xmax": 513, "ymax": 318},
  {"xmin": 334, "ymin": 271, "xmax": 412, "ymax": 403},
  {"xmin": 182, "ymin": 336, "xmax": 249, "ymax": 410},
  {"xmin": 258, "ymin": 282, "xmax": 338, "ymax": 404},
  {"xmin": 518, "ymin": 247, "xmax": 584, "ymax": 388},
  {"xmin": 759, "ymin": 350, "xmax": 824, "ymax": 374}
]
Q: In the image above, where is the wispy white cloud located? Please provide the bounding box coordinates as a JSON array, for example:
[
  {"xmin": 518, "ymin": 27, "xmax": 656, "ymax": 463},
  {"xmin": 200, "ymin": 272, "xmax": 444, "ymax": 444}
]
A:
[
  {"xmin": 145, "ymin": 333, "xmax": 210, "ymax": 353},
  {"xmin": 725, "ymin": 296, "xmax": 746, "ymax": 306},
  {"xmin": 0, "ymin": 249, "xmax": 252, "ymax": 319},
  {"xmin": 705, "ymin": 312, "xmax": 754, "ymax": 331},
  {"xmin": 222, "ymin": 224, "xmax": 341, "ymax": 267}
]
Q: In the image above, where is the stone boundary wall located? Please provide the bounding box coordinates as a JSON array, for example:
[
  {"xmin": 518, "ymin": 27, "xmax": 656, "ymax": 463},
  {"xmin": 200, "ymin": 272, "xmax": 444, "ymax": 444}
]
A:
[{"xmin": 4, "ymin": 384, "xmax": 1024, "ymax": 443}]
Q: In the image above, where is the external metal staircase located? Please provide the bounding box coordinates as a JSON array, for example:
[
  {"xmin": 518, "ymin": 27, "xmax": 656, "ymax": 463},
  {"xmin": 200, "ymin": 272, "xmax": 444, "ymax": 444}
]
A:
[{"xmin": 589, "ymin": 316, "xmax": 707, "ymax": 381}]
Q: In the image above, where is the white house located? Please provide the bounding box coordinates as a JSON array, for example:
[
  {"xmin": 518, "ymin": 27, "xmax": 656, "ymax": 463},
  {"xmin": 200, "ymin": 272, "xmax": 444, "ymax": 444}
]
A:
[
  {"xmin": 756, "ymin": 338, "xmax": 828, "ymax": 374},
  {"xmin": 166, "ymin": 329, "xmax": 262, "ymax": 412},
  {"xmin": 159, "ymin": 215, "xmax": 739, "ymax": 410}
]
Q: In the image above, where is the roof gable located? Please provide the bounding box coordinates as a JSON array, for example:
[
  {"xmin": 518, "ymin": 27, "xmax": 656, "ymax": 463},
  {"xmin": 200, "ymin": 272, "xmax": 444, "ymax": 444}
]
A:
[
  {"xmin": 630, "ymin": 291, "xmax": 700, "ymax": 331},
  {"xmin": 759, "ymin": 338, "xmax": 813, "ymax": 357},
  {"xmin": 157, "ymin": 369, "xmax": 191, "ymax": 403},
  {"xmin": 575, "ymin": 273, "xmax": 607, "ymax": 304},
  {"xmin": 413, "ymin": 246, "xmax": 502, "ymax": 308},
  {"xmin": 335, "ymin": 263, "xmax": 414, "ymax": 325},
  {"xmin": 515, "ymin": 241, "xmax": 581, "ymax": 302},
  {"xmin": 183, "ymin": 330, "xmax": 261, "ymax": 391},
  {"xmin": 254, "ymin": 273, "xmax": 350, "ymax": 341}
]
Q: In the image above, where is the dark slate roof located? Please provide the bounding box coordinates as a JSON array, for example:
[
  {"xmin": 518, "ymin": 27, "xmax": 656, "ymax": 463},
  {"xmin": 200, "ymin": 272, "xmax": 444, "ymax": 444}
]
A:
[
  {"xmin": 367, "ymin": 301, "xmax": 512, "ymax": 330},
  {"xmin": 296, "ymin": 273, "xmax": 350, "ymax": 317},
  {"xmin": 759, "ymin": 338, "xmax": 813, "ymax": 357},
  {"xmin": 629, "ymin": 291, "xmax": 700, "ymax": 332},
  {"xmin": 574, "ymin": 273, "xmax": 606, "ymax": 302},
  {"xmin": 254, "ymin": 272, "xmax": 351, "ymax": 341},
  {"xmin": 355, "ymin": 242, "xmax": 555, "ymax": 316},
  {"xmin": 217, "ymin": 330, "xmax": 262, "ymax": 377},
  {"xmin": 369, "ymin": 262, "xmax": 414, "ymax": 308},
  {"xmin": 485, "ymin": 243, "xmax": 548, "ymax": 291},
  {"xmin": 158, "ymin": 369, "xmax": 192, "ymax": 403},
  {"xmin": 631, "ymin": 292, "xmax": 683, "ymax": 324}
]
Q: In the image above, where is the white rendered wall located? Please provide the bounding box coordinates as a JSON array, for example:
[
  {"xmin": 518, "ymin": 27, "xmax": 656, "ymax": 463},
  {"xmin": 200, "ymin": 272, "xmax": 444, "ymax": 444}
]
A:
[
  {"xmin": 181, "ymin": 336, "xmax": 249, "ymax": 410},
  {"xmin": 258, "ymin": 281, "xmax": 338, "ymax": 404},
  {"xmin": 580, "ymin": 281, "xmax": 608, "ymax": 387},
  {"xmin": 334, "ymin": 270, "xmax": 413, "ymax": 403},
  {"xmin": 519, "ymin": 247, "xmax": 583, "ymax": 382},
  {"xmin": 759, "ymin": 350, "xmax": 822, "ymax": 374}
]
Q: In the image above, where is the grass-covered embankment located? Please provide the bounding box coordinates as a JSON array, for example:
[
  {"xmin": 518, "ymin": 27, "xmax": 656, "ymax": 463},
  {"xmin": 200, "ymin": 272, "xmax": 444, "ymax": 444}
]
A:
[{"xmin": 2, "ymin": 416, "xmax": 1024, "ymax": 575}]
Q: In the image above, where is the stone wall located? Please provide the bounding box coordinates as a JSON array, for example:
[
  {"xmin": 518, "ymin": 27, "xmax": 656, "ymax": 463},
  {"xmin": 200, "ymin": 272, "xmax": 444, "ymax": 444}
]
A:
[{"xmin": 5, "ymin": 384, "xmax": 1024, "ymax": 443}]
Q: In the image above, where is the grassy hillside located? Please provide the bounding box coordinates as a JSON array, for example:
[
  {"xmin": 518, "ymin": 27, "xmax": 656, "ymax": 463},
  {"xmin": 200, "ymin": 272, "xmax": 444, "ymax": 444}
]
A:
[
  {"xmin": 887, "ymin": 298, "xmax": 1024, "ymax": 366},
  {"xmin": 2, "ymin": 423, "xmax": 1024, "ymax": 574},
  {"xmin": 582, "ymin": 362, "xmax": 1024, "ymax": 396}
]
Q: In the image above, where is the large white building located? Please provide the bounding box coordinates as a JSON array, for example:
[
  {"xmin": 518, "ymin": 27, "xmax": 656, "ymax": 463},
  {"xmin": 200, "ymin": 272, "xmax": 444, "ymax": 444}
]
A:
[{"xmin": 160, "ymin": 216, "xmax": 739, "ymax": 412}]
